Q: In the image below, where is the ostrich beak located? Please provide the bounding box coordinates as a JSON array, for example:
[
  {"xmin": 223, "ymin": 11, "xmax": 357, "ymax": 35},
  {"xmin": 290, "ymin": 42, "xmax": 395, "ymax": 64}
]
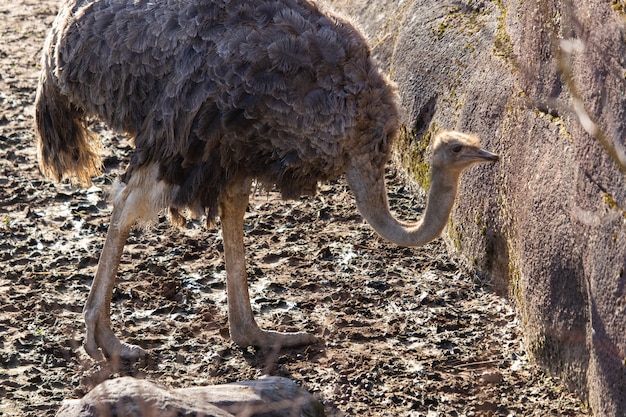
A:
[{"xmin": 470, "ymin": 148, "xmax": 499, "ymax": 163}]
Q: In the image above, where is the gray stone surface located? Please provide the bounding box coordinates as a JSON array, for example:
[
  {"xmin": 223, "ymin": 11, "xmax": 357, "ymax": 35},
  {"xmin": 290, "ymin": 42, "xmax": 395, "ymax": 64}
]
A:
[
  {"xmin": 327, "ymin": 0, "xmax": 626, "ymax": 415},
  {"xmin": 55, "ymin": 376, "xmax": 325, "ymax": 417}
]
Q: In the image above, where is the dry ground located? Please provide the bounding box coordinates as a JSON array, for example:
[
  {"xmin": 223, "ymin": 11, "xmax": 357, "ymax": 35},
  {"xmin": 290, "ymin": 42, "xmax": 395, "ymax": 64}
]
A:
[{"xmin": 0, "ymin": 1, "xmax": 589, "ymax": 416}]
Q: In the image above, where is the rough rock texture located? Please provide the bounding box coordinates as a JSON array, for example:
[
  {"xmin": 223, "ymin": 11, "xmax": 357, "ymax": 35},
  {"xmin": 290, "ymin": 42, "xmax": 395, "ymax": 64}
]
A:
[
  {"xmin": 55, "ymin": 376, "xmax": 324, "ymax": 417},
  {"xmin": 327, "ymin": 0, "xmax": 626, "ymax": 415}
]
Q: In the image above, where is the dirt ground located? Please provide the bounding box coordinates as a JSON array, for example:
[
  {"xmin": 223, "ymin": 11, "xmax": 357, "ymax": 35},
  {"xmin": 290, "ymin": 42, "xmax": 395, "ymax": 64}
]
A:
[{"xmin": 0, "ymin": 1, "xmax": 590, "ymax": 416}]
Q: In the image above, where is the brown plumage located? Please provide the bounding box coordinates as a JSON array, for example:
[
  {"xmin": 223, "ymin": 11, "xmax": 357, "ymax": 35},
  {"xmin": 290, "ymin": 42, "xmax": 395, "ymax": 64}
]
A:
[
  {"xmin": 36, "ymin": 0, "xmax": 397, "ymax": 224},
  {"xmin": 35, "ymin": 0, "xmax": 498, "ymax": 361}
]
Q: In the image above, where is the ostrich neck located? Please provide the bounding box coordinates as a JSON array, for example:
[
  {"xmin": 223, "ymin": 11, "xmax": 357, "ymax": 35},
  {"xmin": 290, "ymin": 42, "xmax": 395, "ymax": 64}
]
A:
[
  {"xmin": 348, "ymin": 166, "xmax": 460, "ymax": 248},
  {"xmin": 405, "ymin": 170, "xmax": 459, "ymax": 246}
]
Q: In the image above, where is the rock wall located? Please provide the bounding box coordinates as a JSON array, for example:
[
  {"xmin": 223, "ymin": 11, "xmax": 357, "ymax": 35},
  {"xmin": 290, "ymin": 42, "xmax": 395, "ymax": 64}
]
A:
[{"xmin": 326, "ymin": 0, "xmax": 626, "ymax": 415}]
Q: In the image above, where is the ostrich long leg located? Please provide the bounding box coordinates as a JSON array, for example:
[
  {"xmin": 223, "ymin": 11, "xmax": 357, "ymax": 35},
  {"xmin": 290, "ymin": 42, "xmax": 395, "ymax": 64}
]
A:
[
  {"xmin": 83, "ymin": 203, "xmax": 144, "ymax": 362},
  {"xmin": 220, "ymin": 182, "xmax": 318, "ymax": 349}
]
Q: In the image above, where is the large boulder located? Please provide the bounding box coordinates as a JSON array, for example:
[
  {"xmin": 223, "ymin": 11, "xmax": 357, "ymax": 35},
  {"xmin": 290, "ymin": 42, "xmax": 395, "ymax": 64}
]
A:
[
  {"xmin": 327, "ymin": 0, "xmax": 626, "ymax": 415},
  {"xmin": 56, "ymin": 376, "xmax": 325, "ymax": 417}
]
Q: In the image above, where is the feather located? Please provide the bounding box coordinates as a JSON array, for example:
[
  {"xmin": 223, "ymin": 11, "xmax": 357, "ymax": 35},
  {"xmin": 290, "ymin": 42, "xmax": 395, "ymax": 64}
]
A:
[
  {"xmin": 174, "ymin": 44, "xmax": 203, "ymax": 79},
  {"xmin": 223, "ymin": 28, "xmax": 250, "ymax": 57},
  {"xmin": 91, "ymin": 8, "xmax": 116, "ymax": 37},
  {"xmin": 265, "ymin": 98, "xmax": 293, "ymax": 114},
  {"xmin": 310, "ymin": 26, "xmax": 345, "ymax": 64},
  {"xmin": 254, "ymin": 1, "xmax": 281, "ymax": 27},
  {"xmin": 179, "ymin": 5, "xmax": 199, "ymax": 38},
  {"xmin": 39, "ymin": 0, "xmax": 399, "ymax": 223},
  {"xmin": 180, "ymin": 80, "xmax": 208, "ymax": 112},
  {"xmin": 239, "ymin": 29, "xmax": 264, "ymax": 61},
  {"xmin": 267, "ymin": 34, "xmax": 310, "ymax": 73},
  {"xmin": 196, "ymin": 1, "xmax": 224, "ymax": 21},
  {"xmin": 126, "ymin": 24, "xmax": 151, "ymax": 53},
  {"xmin": 302, "ymin": 88, "xmax": 327, "ymax": 114},
  {"xmin": 273, "ymin": 7, "xmax": 311, "ymax": 35},
  {"xmin": 244, "ymin": 61, "xmax": 287, "ymax": 95}
]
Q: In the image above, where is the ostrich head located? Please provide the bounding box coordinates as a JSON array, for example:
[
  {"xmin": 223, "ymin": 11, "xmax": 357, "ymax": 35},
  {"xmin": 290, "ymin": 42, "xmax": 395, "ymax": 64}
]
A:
[{"xmin": 430, "ymin": 131, "xmax": 499, "ymax": 174}]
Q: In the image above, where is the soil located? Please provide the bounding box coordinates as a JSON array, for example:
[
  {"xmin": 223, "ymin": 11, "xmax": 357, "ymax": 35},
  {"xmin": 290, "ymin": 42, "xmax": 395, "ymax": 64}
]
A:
[{"xmin": 0, "ymin": 1, "xmax": 590, "ymax": 416}]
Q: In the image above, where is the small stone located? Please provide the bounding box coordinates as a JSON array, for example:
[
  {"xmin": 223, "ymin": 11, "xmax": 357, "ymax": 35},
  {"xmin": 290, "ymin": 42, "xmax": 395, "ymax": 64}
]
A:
[{"xmin": 480, "ymin": 370, "xmax": 503, "ymax": 384}]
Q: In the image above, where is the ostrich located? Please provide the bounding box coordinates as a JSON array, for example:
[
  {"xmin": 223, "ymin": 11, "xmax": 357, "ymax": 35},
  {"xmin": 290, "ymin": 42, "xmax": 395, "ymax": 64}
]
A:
[{"xmin": 35, "ymin": 0, "xmax": 498, "ymax": 362}]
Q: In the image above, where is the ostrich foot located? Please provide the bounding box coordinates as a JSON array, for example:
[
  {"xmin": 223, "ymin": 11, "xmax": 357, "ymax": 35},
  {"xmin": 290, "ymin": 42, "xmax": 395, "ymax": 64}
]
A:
[
  {"xmin": 230, "ymin": 324, "xmax": 318, "ymax": 350},
  {"xmin": 84, "ymin": 318, "xmax": 146, "ymax": 363},
  {"xmin": 85, "ymin": 337, "xmax": 146, "ymax": 363}
]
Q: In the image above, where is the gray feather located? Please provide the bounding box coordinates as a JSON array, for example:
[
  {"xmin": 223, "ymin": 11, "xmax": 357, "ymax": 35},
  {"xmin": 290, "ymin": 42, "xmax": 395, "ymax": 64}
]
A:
[{"xmin": 36, "ymin": 0, "xmax": 400, "ymax": 223}]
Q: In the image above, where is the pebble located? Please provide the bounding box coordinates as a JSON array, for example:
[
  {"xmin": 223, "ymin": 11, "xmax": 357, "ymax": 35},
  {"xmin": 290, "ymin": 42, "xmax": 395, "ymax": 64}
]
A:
[{"xmin": 480, "ymin": 370, "xmax": 503, "ymax": 384}]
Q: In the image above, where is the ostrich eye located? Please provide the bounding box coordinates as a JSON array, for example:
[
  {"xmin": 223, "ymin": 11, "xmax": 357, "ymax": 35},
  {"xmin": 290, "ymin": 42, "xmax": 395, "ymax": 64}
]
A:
[{"xmin": 451, "ymin": 144, "xmax": 462, "ymax": 153}]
